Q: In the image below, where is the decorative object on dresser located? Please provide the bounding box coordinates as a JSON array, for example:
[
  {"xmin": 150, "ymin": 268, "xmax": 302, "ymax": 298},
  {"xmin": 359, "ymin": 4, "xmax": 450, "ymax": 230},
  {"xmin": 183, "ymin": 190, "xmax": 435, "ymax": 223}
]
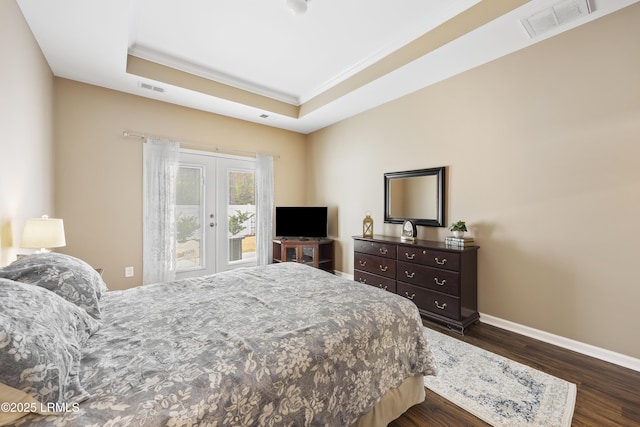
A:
[
  {"xmin": 444, "ymin": 236, "xmax": 475, "ymax": 248},
  {"xmin": 272, "ymin": 238, "xmax": 334, "ymax": 273},
  {"xmin": 362, "ymin": 211, "xmax": 374, "ymax": 238},
  {"xmin": 448, "ymin": 220, "xmax": 467, "ymax": 238},
  {"xmin": 354, "ymin": 235, "xmax": 479, "ymax": 333},
  {"xmin": 401, "ymin": 219, "xmax": 417, "ymax": 241}
]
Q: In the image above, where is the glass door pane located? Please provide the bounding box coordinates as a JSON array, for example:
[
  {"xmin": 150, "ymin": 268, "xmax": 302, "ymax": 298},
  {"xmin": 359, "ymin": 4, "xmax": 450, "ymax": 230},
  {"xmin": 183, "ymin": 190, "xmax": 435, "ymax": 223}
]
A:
[
  {"xmin": 301, "ymin": 246, "xmax": 315, "ymax": 265},
  {"xmin": 284, "ymin": 246, "xmax": 298, "ymax": 262},
  {"xmin": 175, "ymin": 165, "xmax": 204, "ymax": 271},
  {"xmin": 227, "ymin": 169, "xmax": 256, "ymax": 263}
]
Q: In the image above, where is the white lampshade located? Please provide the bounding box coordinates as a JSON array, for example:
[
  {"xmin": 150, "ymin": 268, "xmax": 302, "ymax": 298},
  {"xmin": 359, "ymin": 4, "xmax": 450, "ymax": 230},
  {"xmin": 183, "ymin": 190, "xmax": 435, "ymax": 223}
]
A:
[
  {"xmin": 286, "ymin": 0, "xmax": 308, "ymax": 15},
  {"xmin": 21, "ymin": 215, "xmax": 66, "ymax": 251}
]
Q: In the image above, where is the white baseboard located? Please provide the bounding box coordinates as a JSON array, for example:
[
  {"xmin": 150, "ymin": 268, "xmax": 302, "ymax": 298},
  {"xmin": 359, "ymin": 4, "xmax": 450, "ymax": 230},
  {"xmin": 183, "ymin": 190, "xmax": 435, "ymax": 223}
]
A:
[
  {"xmin": 480, "ymin": 313, "xmax": 640, "ymax": 373},
  {"xmin": 335, "ymin": 270, "xmax": 640, "ymax": 372},
  {"xmin": 334, "ymin": 270, "xmax": 353, "ymax": 280}
]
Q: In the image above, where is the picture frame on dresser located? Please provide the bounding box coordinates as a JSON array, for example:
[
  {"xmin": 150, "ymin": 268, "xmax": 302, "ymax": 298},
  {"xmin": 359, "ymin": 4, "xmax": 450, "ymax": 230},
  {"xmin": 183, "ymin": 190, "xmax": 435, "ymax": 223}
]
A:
[{"xmin": 353, "ymin": 235, "xmax": 479, "ymax": 334}]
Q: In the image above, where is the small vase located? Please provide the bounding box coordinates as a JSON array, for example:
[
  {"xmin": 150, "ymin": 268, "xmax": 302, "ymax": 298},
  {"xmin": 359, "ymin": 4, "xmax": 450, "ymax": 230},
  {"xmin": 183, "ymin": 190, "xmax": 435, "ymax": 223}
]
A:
[{"xmin": 452, "ymin": 230, "xmax": 464, "ymax": 238}]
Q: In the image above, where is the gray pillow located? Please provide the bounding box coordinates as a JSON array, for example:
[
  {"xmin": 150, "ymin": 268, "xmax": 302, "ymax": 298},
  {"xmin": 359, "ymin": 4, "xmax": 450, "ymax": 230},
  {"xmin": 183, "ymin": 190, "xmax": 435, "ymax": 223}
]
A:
[
  {"xmin": 0, "ymin": 253, "xmax": 107, "ymax": 319},
  {"xmin": 0, "ymin": 278, "xmax": 100, "ymax": 406}
]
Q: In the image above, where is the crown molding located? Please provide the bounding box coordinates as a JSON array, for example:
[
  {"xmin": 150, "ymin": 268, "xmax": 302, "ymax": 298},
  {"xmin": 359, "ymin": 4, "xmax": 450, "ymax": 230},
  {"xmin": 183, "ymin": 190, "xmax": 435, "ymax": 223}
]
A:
[{"xmin": 128, "ymin": 44, "xmax": 301, "ymax": 106}]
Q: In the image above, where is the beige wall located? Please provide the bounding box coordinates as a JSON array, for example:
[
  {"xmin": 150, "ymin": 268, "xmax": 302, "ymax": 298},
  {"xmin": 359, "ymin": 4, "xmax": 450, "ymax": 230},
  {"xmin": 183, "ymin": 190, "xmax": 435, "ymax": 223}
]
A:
[
  {"xmin": 0, "ymin": 0, "xmax": 55, "ymax": 266},
  {"xmin": 54, "ymin": 79, "xmax": 306, "ymax": 290},
  {"xmin": 306, "ymin": 5, "xmax": 640, "ymax": 359}
]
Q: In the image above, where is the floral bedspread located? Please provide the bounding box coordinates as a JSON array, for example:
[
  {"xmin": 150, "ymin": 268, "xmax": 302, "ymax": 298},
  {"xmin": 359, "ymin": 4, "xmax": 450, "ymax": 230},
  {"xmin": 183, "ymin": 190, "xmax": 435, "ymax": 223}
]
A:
[{"xmin": 15, "ymin": 262, "xmax": 436, "ymax": 426}]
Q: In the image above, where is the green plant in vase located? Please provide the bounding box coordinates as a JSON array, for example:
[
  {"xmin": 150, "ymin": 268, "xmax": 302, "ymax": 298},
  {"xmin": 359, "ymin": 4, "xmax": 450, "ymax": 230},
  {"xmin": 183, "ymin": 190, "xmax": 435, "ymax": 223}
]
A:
[{"xmin": 449, "ymin": 220, "xmax": 467, "ymax": 238}]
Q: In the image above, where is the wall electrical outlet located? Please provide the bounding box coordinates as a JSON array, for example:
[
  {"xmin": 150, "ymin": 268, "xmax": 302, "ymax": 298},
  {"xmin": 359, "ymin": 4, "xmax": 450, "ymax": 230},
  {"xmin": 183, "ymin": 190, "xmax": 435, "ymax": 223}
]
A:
[{"xmin": 124, "ymin": 266, "xmax": 134, "ymax": 278}]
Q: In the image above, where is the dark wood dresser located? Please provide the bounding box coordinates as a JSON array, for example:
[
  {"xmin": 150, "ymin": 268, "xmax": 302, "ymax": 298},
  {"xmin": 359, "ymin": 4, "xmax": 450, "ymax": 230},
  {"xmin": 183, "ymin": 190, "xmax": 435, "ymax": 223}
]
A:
[{"xmin": 353, "ymin": 235, "xmax": 479, "ymax": 333}]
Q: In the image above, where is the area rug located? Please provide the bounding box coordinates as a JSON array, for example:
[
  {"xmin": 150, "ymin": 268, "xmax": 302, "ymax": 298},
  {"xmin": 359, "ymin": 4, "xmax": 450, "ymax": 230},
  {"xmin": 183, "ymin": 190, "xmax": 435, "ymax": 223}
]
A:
[{"xmin": 423, "ymin": 328, "xmax": 576, "ymax": 427}]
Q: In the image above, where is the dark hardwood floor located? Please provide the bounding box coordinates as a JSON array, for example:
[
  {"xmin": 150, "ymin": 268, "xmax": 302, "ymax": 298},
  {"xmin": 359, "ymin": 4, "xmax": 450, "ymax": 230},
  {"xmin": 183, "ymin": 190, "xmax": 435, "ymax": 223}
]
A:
[{"xmin": 389, "ymin": 321, "xmax": 640, "ymax": 427}]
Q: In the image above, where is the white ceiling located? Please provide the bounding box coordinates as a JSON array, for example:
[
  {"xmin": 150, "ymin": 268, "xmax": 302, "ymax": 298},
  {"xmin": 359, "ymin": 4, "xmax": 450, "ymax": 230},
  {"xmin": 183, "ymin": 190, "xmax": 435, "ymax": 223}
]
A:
[{"xmin": 16, "ymin": 0, "xmax": 638, "ymax": 134}]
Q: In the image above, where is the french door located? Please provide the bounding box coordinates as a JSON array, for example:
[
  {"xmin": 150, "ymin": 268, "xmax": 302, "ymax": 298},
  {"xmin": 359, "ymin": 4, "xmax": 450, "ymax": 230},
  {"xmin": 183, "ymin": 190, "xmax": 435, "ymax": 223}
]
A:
[{"xmin": 175, "ymin": 150, "xmax": 256, "ymax": 279}]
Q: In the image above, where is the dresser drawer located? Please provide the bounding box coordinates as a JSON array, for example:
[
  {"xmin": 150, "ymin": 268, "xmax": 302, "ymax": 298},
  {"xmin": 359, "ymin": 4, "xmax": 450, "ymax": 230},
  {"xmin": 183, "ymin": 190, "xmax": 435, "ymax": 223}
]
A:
[
  {"xmin": 398, "ymin": 245, "xmax": 460, "ymax": 271},
  {"xmin": 397, "ymin": 261, "xmax": 460, "ymax": 296},
  {"xmin": 354, "ymin": 239, "xmax": 396, "ymax": 259},
  {"xmin": 354, "ymin": 270, "xmax": 397, "ymax": 293},
  {"xmin": 354, "ymin": 253, "xmax": 396, "ymax": 279},
  {"xmin": 397, "ymin": 282, "xmax": 460, "ymax": 320}
]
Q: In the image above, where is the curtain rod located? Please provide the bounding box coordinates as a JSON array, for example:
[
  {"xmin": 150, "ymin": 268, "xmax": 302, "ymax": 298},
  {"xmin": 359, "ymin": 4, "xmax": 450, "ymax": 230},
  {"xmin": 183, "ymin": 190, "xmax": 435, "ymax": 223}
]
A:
[{"xmin": 122, "ymin": 130, "xmax": 279, "ymax": 159}]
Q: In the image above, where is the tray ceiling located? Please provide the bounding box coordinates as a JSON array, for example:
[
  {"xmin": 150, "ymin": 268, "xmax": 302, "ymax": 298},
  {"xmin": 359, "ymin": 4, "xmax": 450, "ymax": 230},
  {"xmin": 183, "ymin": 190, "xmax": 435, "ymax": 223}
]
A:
[{"xmin": 17, "ymin": 0, "xmax": 638, "ymax": 133}]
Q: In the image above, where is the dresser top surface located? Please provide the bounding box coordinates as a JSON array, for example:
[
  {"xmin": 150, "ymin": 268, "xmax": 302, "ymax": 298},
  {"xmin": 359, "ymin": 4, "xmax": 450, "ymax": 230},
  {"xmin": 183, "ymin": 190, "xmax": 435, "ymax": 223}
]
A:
[{"xmin": 353, "ymin": 235, "xmax": 479, "ymax": 251}]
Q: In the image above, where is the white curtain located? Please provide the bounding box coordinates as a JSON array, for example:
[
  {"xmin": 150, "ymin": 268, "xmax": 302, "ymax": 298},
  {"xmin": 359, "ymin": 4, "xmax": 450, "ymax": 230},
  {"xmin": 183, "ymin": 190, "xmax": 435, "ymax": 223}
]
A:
[
  {"xmin": 143, "ymin": 138, "xmax": 180, "ymax": 284},
  {"xmin": 255, "ymin": 153, "xmax": 274, "ymax": 266}
]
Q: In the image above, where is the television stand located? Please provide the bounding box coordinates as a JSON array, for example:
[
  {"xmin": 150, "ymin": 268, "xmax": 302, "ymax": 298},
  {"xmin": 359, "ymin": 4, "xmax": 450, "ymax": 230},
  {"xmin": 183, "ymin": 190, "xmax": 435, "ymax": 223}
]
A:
[
  {"xmin": 272, "ymin": 238, "xmax": 334, "ymax": 273},
  {"xmin": 279, "ymin": 236, "xmax": 323, "ymax": 241}
]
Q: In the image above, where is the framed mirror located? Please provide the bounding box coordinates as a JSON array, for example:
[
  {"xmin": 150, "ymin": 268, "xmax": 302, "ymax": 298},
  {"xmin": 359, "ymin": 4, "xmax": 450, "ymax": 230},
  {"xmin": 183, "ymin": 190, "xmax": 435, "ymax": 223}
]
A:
[{"xmin": 384, "ymin": 167, "xmax": 445, "ymax": 227}]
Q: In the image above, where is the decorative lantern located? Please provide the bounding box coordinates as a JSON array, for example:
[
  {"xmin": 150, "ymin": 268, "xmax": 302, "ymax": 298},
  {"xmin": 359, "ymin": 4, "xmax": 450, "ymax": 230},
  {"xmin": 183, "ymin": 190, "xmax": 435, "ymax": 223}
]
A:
[{"xmin": 362, "ymin": 212, "xmax": 374, "ymax": 238}]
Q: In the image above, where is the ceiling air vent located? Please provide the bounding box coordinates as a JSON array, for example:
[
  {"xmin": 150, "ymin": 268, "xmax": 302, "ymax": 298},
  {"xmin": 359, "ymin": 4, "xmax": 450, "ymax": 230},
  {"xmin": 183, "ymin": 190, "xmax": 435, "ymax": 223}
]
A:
[
  {"xmin": 139, "ymin": 82, "xmax": 165, "ymax": 93},
  {"xmin": 520, "ymin": 0, "xmax": 592, "ymax": 38}
]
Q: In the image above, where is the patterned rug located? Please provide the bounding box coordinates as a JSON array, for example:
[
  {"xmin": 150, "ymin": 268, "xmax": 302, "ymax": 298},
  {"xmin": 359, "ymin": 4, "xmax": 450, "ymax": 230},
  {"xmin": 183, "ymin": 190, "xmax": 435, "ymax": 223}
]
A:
[{"xmin": 424, "ymin": 328, "xmax": 576, "ymax": 427}]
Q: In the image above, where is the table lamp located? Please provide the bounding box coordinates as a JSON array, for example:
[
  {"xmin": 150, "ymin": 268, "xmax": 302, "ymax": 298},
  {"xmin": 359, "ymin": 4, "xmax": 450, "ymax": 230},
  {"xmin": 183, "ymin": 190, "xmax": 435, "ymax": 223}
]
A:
[{"xmin": 21, "ymin": 215, "xmax": 66, "ymax": 253}]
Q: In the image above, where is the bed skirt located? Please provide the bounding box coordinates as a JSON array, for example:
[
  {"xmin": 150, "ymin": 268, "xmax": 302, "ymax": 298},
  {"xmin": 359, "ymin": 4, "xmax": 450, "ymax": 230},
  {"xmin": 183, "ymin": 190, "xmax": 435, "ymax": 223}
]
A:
[{"xmin": 351, "ymin": 374, "xmax": 426, "ymax": 427}]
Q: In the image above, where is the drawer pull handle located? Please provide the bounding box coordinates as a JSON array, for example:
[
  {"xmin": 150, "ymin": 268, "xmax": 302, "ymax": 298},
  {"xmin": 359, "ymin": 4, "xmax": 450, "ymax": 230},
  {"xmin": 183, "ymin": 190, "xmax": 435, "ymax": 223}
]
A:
[
  {"xmin": 359, "ymin": 260, "xmax": 367, "ymax": 267},
  {"xmin": 434, "ymin": 278, "xmax": 446, "ymax": 286},
  {"xmin": 379, "ymin": 248, "xmax": 388, "ymax": 255},
  {"xmin": 358, "ymin": 278, "xmax": 367, "ymax": 284},
  {"xmin": 378, "ymin": 284, "xmax": 388, "ymax": 291},
  {"xmin": 379, "ymin": 265, "xmax": 388, "ymax": 272},
  {"xmin": 404, "ymin": 271, "xmax": 415, "ymax": 279},
  {"xmin": 404, "ymin": 292, "xmax": 415, "ymax": 300},
  {"xmin": 434, "ymin": 301, "xmax": 447, "ymax": 310},
  {"xmin": 434, "ymin": 257, "xmax": 447, "ymax": 265},
  {"xmin": 404, "ymin": 253, "xmax": 416, "ymax": 260}
]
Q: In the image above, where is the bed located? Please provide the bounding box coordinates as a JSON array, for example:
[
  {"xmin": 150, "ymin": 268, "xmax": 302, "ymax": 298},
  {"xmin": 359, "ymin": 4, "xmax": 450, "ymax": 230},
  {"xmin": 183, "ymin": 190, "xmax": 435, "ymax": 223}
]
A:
[{"xmin": 0, "ymin": 253, "xmax": 437, "ymax": 426}]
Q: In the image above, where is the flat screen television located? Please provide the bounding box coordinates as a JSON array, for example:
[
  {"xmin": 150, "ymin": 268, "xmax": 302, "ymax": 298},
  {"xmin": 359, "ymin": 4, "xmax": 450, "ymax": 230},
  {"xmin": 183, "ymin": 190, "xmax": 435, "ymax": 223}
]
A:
[{"xmin": 275, "ymin": 206, "xmax": 328, "ymax": 238}]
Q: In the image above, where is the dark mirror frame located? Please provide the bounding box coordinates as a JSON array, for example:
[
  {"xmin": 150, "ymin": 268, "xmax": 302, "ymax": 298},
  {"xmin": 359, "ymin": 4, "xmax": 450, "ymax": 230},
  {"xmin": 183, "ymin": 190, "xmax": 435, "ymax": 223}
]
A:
[{"xmin": 384, "ymin": 166, "xmax": 446, "ymax": 227}]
